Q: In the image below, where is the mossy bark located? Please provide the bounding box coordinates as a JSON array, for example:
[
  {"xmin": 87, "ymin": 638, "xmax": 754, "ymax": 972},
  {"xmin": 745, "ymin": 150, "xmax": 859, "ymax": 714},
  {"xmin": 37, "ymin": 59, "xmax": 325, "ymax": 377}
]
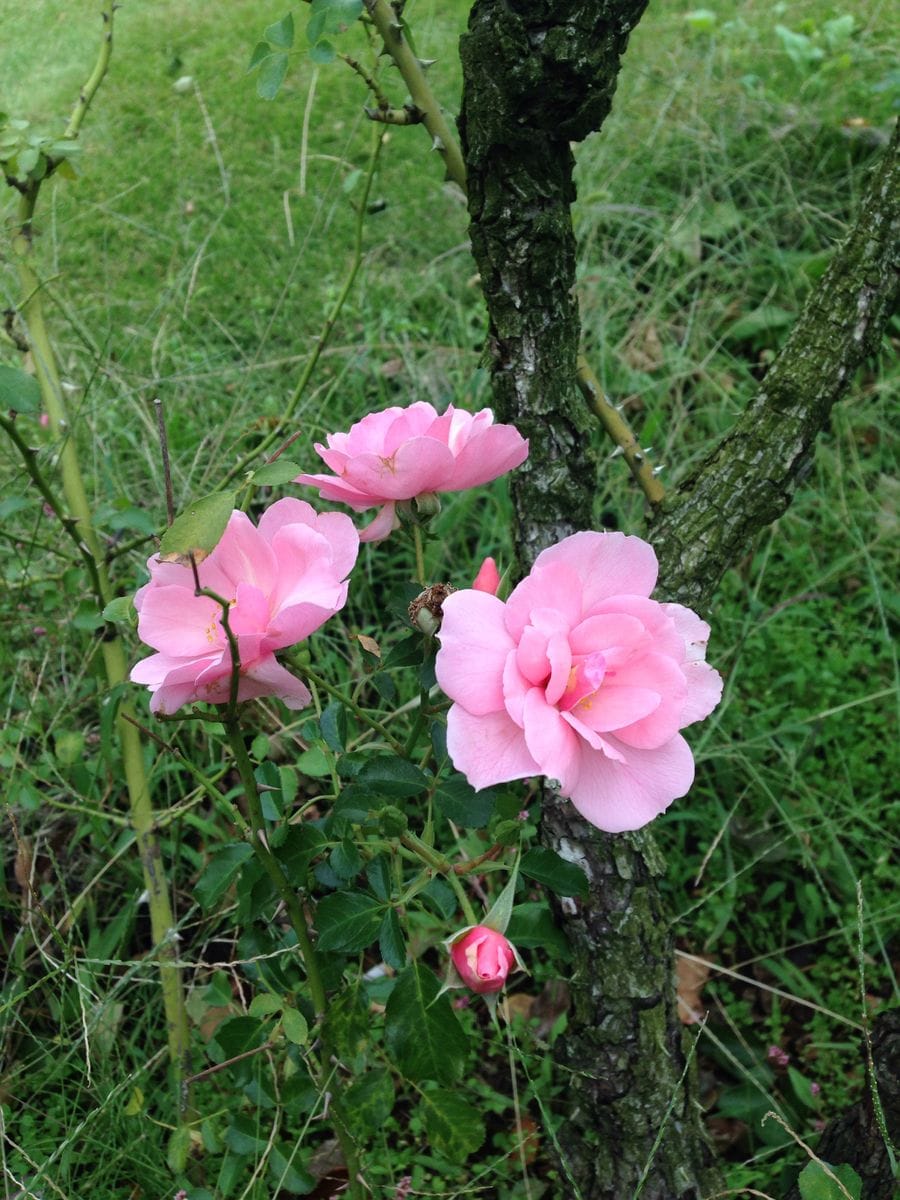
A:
[{"xmin": 460, "ymin": 6, "xmax": 898, "ymax": 1198}]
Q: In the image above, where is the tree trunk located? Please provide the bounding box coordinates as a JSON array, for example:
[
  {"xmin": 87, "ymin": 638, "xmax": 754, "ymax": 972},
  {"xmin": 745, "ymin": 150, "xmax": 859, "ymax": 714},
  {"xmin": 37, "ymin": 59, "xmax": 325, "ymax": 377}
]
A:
[{"xmin": 460, "ymin": 4, "xmax": 899, "ymax": 1197}]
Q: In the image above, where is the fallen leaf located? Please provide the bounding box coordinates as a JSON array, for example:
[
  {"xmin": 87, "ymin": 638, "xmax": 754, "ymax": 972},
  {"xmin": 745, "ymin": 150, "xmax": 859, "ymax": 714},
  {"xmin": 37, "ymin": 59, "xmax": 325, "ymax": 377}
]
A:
[{"xmin": 676, "ymin": 953, "xmax": 711, "ymax": 1024}]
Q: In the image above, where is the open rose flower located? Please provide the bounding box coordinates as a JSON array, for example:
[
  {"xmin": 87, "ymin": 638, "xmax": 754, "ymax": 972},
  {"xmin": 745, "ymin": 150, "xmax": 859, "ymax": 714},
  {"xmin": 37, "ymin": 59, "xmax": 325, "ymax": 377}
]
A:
[
  {"xmin": 435, "ymin": 532, "xmax": 722, "ymax": 833},
  {"xmin": 449, "ymin": 926, "xmax": 519, "ymax": 994},
  {"xmin": 294, "ymin": 401, "xmax": 528, "ymax": 542},
  {"xmin": 130, "ymin": 498, "xmax": 358, "ymax": 715}
]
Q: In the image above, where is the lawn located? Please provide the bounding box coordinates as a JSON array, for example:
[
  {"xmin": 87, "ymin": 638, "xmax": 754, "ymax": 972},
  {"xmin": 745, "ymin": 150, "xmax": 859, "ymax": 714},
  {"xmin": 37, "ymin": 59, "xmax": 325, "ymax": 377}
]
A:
[{"xmin": 1, "ymin": 1, "xmax": 897, "ymax": 1197}]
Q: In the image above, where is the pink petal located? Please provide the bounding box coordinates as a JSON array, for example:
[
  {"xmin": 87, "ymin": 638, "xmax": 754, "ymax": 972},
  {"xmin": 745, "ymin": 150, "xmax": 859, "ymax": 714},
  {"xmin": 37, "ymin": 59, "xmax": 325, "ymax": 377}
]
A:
[
  {"xmin": 502, "ymin": 649, "xmax": 530, "ymax": 727},
  {"xmin": 522, "ymin": 688, "xmax": 580, "ymax": 791},
  {"xmin": 662, "ymin": 603, "xmax": 711, "ymax": 663},
  {"xmin": 339, "ymin": 438, "xmax": 456, "ymax": 501},
  {"xmin": 505, "ymin": 563, "xmax": 584, "ymax": 640},
  {"xmin": 445, "ymin": 424, "xmax": 529, "ymax": 491},
  {"xmin": 229, "ymin": 582, "xmax": 271, "ymax": 636},
  {"xmin": 257, "ymin": 497, "xmax": 320, "ymax": 540},
  {"xmin": 680, "ymin": 661, "xmax": 724, "ymax": 726},
  {"xmin": 592, "ymin": 595, "xmax": 684, "ymax": 661},
  {"xmin": 560, "ymin": 711, "xmax": 627, "ymax": 761},
  {"xmin": 565, "ymin": 733, "xmax": 696, "ymax": 833},
  {"xmin": 608, "ymin": 652, "xmax": 688, "ymax": 749},
  {"xmin": 293, "ymin": 472, "xmax": 383, "ymax": 509},
  {"xmin": 266, "ymin": 598, "xmax": 346, "ymax": 648},
  {"xmin": 380, "ymin": 401, "xmax": 442, "ymax": 454},
  {"xmin": 358, "ymin": 502, "xmax": 399, "ymax": 543},
  {"xmin": 571, "ymin": 684, "xmax": 661, "ymax": 732},
  {"xmin": 543, "ymin": 632, "xmax": 573, "ymax": 707},
  {"xmin": 535, "ymin": 532, "xmax": 658, "ymax": 611},
  {"xmin": 137, "ymin": 586, "xmax": 223, "ymax": 655},
  {"xmin": 446, "ymin": 705, "xmax": 540, "ymax": 790},
  {"xmin": 569, "ymin": 613, "xmax": 649, "ymax": 662},
  {"xmin": 436, "ymin": 591, "xmax": 513, "ymax": 715},
  {"xmin": 472, "ymin": 557, "xmax": 501, "ymax": 595},
  {"xmin": 237, "ymin": 657, "xmax": 312, "ymax": 710},
  {"xmin": 213, "ymin": 511, "xmax": 277, "ymax": 596}
]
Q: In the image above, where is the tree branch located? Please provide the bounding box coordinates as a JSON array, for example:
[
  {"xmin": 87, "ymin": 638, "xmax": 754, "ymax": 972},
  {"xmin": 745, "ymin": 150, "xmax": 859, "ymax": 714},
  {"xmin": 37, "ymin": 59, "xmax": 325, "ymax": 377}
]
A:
[{"xmin": 651, "ymin": 118, "xmax": 900, "ymax": 608}]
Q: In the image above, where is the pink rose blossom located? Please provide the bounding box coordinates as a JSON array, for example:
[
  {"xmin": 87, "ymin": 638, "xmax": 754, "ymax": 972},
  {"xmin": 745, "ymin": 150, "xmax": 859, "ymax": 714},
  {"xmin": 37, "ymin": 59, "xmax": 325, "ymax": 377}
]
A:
[
  {"xmin": 130, "ymin": 498, "xmax": 358, "ymax": 715},
  {"xmin": 472, "ymin": 556, "xmax": 501, "ymax": 595},
  {"xmin": 435, "ymin": 531, "xmax": 723, "ymax": 833},
  {"xmin": 450, "ymin": 925, "xmax": 517, "ymax": 994},
  {"xmin": 294, "ymin": 401, "xmax": 528, "ymax": 542}
]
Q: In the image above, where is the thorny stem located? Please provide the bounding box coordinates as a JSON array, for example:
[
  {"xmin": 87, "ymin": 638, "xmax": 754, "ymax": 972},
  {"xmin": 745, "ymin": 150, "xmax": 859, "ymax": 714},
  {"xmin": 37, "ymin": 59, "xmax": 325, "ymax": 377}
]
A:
[
  {"xmin": 222, "ymin": 716, "xmax": 363, "ymax": 1198},
  {"xmin": 3, "ymin": 3, "xmax": 193, "ymax": 1129},
  {"xmin": 221, "ymin": 125, "xmax": 384, "ymax": 490},
  {"xmin": 355, "ymin": 3, "xmax": 664, "ymax": 501}
]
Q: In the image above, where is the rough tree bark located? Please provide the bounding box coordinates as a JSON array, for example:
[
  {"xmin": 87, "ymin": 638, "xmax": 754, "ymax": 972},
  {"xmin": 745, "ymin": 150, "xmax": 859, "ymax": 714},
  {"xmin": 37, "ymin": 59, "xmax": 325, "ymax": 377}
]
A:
[{"xmin": 459, "ymin": 4, "xmax": 899, "ymax": 1197}]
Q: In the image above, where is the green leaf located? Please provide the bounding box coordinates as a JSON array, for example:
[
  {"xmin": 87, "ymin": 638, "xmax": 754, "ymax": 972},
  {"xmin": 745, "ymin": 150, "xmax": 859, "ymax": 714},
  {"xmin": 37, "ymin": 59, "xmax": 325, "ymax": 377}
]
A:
[
  {"xmin": 379, "ymin": 908, "xmax": 406, "ymax": 970},
  {"xmin": 0, "ymin": 364, "xmax": 41, "ymax": 413},
  {"xmin": 684, "ymin": 8, "xmax": 717, "ymax": 32},
  {"xmin": 247, "ymin": 40, "xmax": 274, "ymax": 72},
  {"xmin": 315, "ymin": 891, "xmax": 384, "ymax": 953},
  {"xmin": 323, "ymin": 980, "xmax": 370, "ymax": 1060},
  {"xmin": 366, "ymin": 854, "xmax": 392, "ymax": 901},
  {"xmin": 264, "ymin": 12, "xmax": 295, "ymax": 48},
  {"xmin": 167, "ymin": 1125, "xmax": 191, "ymax": 1172},
  {"xmin": 724, "ymin": 304, "xmax": 795, "ymax": 344},
  {"xmin": 420, "ymin": 877, "xmax": 457, "ymax": 920},
  {"xmin": 344, "ymin": 1069, "xmax": 395, "ymax": 1135},
  {"xmin": 102, "ymin": 596, "xmax": 136, "ymax": 626},
  {"xmin": 306, "ymin": 0, "xmax": 362, "ymax": 44},
  {"xmin": 209, "ymin": 1015, "xmax": 267, "ymax": 1063},
  {"xmin": 330, "ymin": 837, "xmax": 362, "ymax": 881},
  {"xmin": 434, "ymin": 775, "xmax": 496, "ymax": 828},
  {"xmin": 54, "ymin": 730, "xmax": 84, "ymax": 766},
  {"xmin": 249, "ymin": 992, "xmax": 283, "ymax": 1019},
  {"xmin": 798, "ymin": 1160, "xmax": 862, "ymax": 1200},
  {"xmin": 158, "ymin": 490, "xmax": 235, "ymax": 563},
  {"xmin": 257, "ymin": 52, "xmax": 289, "ymax": 100},
  {"xmin": 384, "ymin": 963, "xmax": 468, "ymax": 1085},
  {"xmin": 268, "ymin": 1143, "xmax": 314, "ymax": 1194},
  {"xmin": 420, "ymin": 1088, "xmax": 486, "ymax": 1162},
  {"xmin": 308, "ymin": 40, "xmax": 336, "ymax": 64},
  {"xmin": 274, "ymin": 824, "xmax": 327, "ymax": 879},
  {"xmin": 252, "ymin": 458, "xmax": 302, "ymax": 486},
  {"xmin": 281, "ymin": 1006, "xmax": 308, "ymax": 1045},
  {"xmin": 225, "ymin": 1113, "xmax": 269, "ymax": 1156},
  {"xmin": 520, "ymin": 846, "xmax": 589, "ymax": 899},
  {"xmin": 357, "ymin": 756, "xmax": 429, "ymax": 798},
  {"xmin": 195, "ymin": 842, "xmax": 254, "ymax": 910},
  {"xmin": 507, "ymin": 902, "xmax": 572, "ymax": 959},
  {"xmin": 320, "ymin": 700, "xmax": 347, "ymax": 752}
]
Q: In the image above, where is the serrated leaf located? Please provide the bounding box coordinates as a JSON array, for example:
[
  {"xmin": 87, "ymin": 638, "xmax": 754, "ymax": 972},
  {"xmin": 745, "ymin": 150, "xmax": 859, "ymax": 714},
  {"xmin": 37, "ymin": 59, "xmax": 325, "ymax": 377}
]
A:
[
  {"xmin": 420, "ymin": 1089, "xmax": 485, "ymax": 1162},
  {"xmin": 257, "ymin": 52, "xmax": 289, "ymax": 100},
  {"xmin": 434, "ymin": 775, "xmax": 496, "ymax": 828},
  {"xmin": 158, "ymin": 490, "xmax": 235, "ymax": 564},
  {"xmin": 167, "ymin": 1125, "xmax": 191, "ymax": 1172},
  {"xmin": 379, "ymin": 908, "xmax": 406, "ymax": 970},
  {"xmin": 195, "ymin": 842, "xmax": 254, "ymax": 910},
  {"xmin": 323, "ymin": 980, "xmax": 369, "ymax": 1060},
  {"xmin": 384, "ymin": 963, "xmax": 468, "ymax": 1085},
  {"xmin": 252, "ymin": 458, "xmax": 302, "ymax": 486},
  {"xmin": 344, "ymin": 1069, "xmax": 395, "ymax": 1135},
  {"xmin": 797, "ymin": 1160, "xmax": 862, "ymax": 1200},
  {"xmin": 281, "ymin": 1006, "xmax": 308, "ymax": 1045},
  {"xmin": 357, "ymin": 756, "xmax": 429, "ymax": 798},
  {"xmin": 249, "ymin": 992, "xmax": 283, "ymax": 1019},
  {"xmin": 265, "ymin": 12, "xmax": 295, "ymax": 48},
  {"xmin": 0, "ymin": 364, "xmax": 41, "ymax": 413},
  {"xmin": 315, "ymin": 891, "xmax": 384, "ymax": 953},
  {"xmin": 520, "ymin": 846, "xmax": 588, "ymax": 898},
  {"xmin": 506, "ymin": 902, "xmax": 571, "ymax": 959},
  {"xmin": 320, "ymin": 700, "xmax": 347, "ymax": 752},
  {"xmin": 366, "ymin": 854, "xmax": 392, "ymax": 901}
]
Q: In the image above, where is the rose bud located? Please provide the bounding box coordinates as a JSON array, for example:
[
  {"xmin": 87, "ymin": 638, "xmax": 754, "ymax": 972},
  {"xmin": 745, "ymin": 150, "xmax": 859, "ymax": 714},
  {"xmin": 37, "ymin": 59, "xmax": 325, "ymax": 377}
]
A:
[
  {"xmin": 472, "ymin": 556, "xmax": 501, "ymax": 595},
  {"xmin": 450, "ymin": 925, "xmax": 517, "ymax": 994}
]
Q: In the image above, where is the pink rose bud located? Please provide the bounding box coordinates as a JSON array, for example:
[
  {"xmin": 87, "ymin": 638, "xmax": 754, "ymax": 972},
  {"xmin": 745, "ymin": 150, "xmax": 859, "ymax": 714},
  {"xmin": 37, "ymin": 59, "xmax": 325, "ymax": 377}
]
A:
[
  {"xmin": 472, "ymin": 556, "xmax": 501, "ymax": 595},
  {"xmin": 450, "ymin": 925, "xmax": 516, "ymax": 994}
]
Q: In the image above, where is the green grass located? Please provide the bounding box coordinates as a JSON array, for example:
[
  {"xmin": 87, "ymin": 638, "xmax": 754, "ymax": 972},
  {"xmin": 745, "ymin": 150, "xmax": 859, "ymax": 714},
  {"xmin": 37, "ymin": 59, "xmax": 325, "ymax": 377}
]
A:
[{"xmin": 1, "ymin": 0, "xmax": 897, "ymax": 1196}]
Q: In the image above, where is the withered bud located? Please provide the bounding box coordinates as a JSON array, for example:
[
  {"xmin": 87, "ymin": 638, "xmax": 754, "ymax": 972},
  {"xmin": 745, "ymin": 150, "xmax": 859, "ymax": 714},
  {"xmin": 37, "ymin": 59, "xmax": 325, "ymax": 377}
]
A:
[{"xmin": 408, "ymin": 582, "xmax": 456, "ymax": 636}]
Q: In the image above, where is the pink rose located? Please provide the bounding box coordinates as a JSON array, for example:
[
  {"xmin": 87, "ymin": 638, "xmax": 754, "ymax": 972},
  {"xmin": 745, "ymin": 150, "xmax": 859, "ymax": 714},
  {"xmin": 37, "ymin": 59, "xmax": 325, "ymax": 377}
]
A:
[
  {"xmin": 130, "ymin": 498, "xmax": 358, "ymax": 715},
  {"xmin": 450, "ymin": 926, "xmax": 517, "ymax": 994},
  {"xmin": 472, "ymin": 556, "xmax": 501, "ymax": 595},
  {"xmin": 435, "ymin": 531, "xmax": 723, "ymax": 833},
  {"xmin": 294, "ymin": 401, "xmax": 528, "ymax": 542}
]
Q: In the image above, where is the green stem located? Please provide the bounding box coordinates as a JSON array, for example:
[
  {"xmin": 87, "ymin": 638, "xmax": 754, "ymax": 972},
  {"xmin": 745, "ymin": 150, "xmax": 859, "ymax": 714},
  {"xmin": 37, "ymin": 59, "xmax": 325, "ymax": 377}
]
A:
[
  {"xmin": 412, "ymin": 524, "xmax": 426, "ymax": 586},
  {"xmin": 302, "ymin": 664, "xmax": 406, "ymax": 755},
  {"xmin": 400, "ymin": 831, "xmax": 479, "ymax": 926},
  {"xmin": 222, "ymin": 717, "xmax": 363, "ymax": 1198},
  {"xmin": 4, "ymin": 11, "xmax": 192, "ymax": 1122},
  {"xmin": 363, "ymin": 0, "xmax": 466, "ymax": 190},
  {"xmin": 221, "ymin": 125, "xmax": 384, "ymax": 490}
]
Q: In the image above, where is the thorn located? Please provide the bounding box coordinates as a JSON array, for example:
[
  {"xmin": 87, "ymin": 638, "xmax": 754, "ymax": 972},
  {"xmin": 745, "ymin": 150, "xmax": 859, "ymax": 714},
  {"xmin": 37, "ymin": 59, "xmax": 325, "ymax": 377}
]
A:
[
  {"xmin": 614, "ymin": 403, "xmax": 625, "ymax": 413},
  {"xmin": 652, "ymin": 464, "xmax": 666, "ymax": 475},
  {"xmin": 418, "ymin": 58, "xmax": 437, "ymax": 69},
  {"xmin": 608, "ymin": 445, "xmax": 624, "ymax": 459},
  {"xmin": 431, "ymin": 134, "xmax": 445, "ymax": 152},
  {"xmin": 642, "ymin": 445, "xmax": 654, "ymax": 454},
  {"xmin": 634, "ymin": 453, "xmax": 644, "ymax": 464}
]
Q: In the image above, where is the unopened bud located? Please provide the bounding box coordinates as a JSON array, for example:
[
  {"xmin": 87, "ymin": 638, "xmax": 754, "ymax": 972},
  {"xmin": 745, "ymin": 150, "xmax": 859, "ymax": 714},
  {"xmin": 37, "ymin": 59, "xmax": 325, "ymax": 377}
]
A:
[{"xmin": 409, "ymin": 583, "xmax": 455, "ymax": 635}]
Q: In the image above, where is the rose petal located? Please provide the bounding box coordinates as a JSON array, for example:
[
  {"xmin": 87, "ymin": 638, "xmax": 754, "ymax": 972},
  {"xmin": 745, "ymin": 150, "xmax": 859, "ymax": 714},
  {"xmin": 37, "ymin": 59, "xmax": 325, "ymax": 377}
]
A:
[
  {"xmin": 446, "ymin": 705, "xmax": 540, "ymax": 790},
  {"xmin": 535, "ymin": 532, "xmax": 658, "ymax": 611},
  {"xmin": 436, "ymin": 590, "xmax": 513, "ymax": 715},
  {"xmin": 565, "ymin": 733, "xmax": 696, "ymax": 833}
]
